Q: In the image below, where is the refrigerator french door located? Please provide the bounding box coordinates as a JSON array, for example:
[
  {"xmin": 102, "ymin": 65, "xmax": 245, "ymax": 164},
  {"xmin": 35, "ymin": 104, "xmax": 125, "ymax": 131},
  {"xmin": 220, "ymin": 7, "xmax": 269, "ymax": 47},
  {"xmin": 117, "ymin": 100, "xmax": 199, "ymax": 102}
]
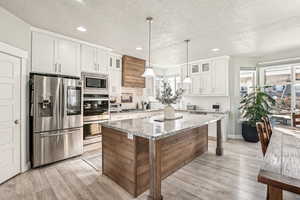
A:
[{"xmin": 30, "ymin": 74, "xmax": 83, "ymax": 167}]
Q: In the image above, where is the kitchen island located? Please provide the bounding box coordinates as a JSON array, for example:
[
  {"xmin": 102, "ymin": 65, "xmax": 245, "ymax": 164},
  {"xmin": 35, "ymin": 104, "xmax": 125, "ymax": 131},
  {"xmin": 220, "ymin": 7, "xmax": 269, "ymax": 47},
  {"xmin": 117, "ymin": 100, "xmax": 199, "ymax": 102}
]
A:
[{"xmin": 101, "ymin": 113, "xmax": 224, "ymax": 200}]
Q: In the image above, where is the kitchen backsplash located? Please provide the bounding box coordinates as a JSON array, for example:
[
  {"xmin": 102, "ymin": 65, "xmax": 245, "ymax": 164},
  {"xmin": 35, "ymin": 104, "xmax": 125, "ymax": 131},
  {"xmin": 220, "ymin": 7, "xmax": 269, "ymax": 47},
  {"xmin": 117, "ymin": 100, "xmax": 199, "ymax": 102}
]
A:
[
  {"xmin": 181, "ymin": 96, "xmax": 230, "ymax": 112},
  {"xmin": 121, "ymin": 87, "xmax": 144, "ymax": 110}
]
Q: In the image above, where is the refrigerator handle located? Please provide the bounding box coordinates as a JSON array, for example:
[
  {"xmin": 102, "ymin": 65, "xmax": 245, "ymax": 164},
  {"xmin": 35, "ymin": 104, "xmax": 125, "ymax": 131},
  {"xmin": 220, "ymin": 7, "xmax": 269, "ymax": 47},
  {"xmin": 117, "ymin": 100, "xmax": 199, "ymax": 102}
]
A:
[{"xmin": 61, "ymin": 84, "xmax": 66, "ymax": 117}]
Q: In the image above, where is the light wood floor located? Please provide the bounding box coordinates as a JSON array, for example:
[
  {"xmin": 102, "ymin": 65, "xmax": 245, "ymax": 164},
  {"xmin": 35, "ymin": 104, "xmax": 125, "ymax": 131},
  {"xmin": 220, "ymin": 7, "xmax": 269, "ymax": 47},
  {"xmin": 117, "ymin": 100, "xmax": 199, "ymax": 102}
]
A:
[{"xmin": 1, "ymin": 139, "xmax": 300, "ymax": 200}]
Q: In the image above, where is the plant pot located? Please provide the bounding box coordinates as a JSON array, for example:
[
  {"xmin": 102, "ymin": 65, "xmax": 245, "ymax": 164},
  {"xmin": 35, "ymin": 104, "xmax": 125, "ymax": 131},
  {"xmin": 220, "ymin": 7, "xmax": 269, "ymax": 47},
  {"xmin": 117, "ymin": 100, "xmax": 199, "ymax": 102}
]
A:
[
  {"xmin": 241, "ymin": 122, "xmax": 259, "ymax": 143},
  {"xmin": 164, "ymin": 105, "xmax": 175, "ymax": 120}
]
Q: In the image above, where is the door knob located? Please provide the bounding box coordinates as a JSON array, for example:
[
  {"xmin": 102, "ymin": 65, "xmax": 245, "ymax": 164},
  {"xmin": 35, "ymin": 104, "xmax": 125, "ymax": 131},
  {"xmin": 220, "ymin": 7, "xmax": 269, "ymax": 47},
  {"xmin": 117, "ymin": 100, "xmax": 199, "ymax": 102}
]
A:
[{"xmin": 14, "ymin": 120, "xmax": 19, "ymax": 125}]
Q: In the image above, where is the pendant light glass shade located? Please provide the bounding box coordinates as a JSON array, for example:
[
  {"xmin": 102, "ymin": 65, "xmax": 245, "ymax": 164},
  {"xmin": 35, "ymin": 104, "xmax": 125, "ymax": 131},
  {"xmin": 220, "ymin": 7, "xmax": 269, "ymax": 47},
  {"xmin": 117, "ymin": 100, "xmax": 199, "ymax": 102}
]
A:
[
  {"xmin": 183, "ymin": 76, "xmax": 192, "ymax": 83},
  {"xmin": 142, "ymin": 17, "xmax": 155, "ymax": 77},
  {"xmin": 142, "ymin": 68, "xmax": 155, "ymax": 77}
]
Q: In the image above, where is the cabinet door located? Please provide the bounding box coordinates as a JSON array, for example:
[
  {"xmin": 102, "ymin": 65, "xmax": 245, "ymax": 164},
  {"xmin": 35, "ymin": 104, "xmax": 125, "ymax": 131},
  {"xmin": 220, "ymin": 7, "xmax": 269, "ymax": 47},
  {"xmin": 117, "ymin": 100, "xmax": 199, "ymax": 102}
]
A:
[
  {"xmin": 81, "ymin": 45, "xmax": 97, "ymax": 73},
  {"xmin": 110, "ymin": 70, "xmax": 121, "ymax": 96},
  {"xmin": 201, "ymin": 62, "xmax": 211, "ymax": 73},
  {"xmin": 57, "ymin": 39, "xmax": 80, "ymax": 77},
  {"xmin": 199, "ymin": 73, "xmax": 211, "ymax": 95},
  {"xmin": 211, "ymin": 59, "xmax": 228, "ymax": 96},
  {"xmin": 191, "ymin": 64, "xmax": 200, "ymax": 74},
  {"xmin": 109, "ymin": 55, "xmax": 115, "ymax": 69},
  {"xmin": 97, "ymin": 49, "xmax": 108, "ymax": 74},
  {"xmin": 32, "ymin": 32, "xmax": 56, "ymax": 74},
  {"xmin": 191, "ymin": 76, "xmax": 200, "ymax": 95},
  {"xmin": 115, "ymin": 56, "xmax": 122, "ymax": 71}
]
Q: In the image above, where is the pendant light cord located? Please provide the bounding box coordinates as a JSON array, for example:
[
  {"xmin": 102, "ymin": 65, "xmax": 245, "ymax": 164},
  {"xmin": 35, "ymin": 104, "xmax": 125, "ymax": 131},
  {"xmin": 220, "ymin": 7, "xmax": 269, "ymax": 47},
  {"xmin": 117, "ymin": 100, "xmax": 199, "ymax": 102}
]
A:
[
  {"xmin": 147, "ymin": 17, "xmax": 152, "ymax": 69},
  {"xmin": 185, "ymin": 40, "xmax": 190, "ymax": 78}
]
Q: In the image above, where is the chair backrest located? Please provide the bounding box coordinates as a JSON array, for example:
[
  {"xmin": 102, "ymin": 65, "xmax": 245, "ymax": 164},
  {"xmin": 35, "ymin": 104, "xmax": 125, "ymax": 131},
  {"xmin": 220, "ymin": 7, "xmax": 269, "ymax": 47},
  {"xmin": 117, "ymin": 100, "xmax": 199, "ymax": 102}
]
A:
[
  {"xmin": 256, "ymin": 122, "xmax": 270, "ymax": 156},
  {"xmin": 261, "ymin": 116, "xmax": 272, "ymax": 138},
  {"xmin": 292, "ymin": 113, "xmax": 300, "ymax": 127}
]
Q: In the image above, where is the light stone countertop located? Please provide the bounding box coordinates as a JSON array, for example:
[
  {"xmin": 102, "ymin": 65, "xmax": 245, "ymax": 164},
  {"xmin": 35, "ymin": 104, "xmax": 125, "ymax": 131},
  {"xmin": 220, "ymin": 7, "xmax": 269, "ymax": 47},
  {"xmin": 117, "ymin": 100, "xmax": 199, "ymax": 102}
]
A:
[{"xmin": 101, "ymin": 112, "xmax": 224, "ymax": 140}]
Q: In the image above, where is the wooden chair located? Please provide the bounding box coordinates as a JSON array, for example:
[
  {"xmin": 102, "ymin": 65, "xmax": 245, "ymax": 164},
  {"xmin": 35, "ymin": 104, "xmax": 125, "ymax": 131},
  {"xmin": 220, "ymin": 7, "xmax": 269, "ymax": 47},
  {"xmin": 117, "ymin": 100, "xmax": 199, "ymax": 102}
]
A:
[
  {"xmin": 256, "ymin": 122, "xmax": 270, "ymax": 156},
  {"xmin": 292, "ymin": 113, "xmax": 300, "ymax": 127},
  {"xmin": 261, "ymin": 116, "xmax": 272, "ymax": 139}
]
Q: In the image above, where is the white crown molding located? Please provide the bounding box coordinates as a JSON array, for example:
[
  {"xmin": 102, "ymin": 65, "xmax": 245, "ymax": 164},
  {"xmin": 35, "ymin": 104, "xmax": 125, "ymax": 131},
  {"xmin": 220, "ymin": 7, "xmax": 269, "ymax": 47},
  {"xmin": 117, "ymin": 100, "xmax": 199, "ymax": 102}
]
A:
[
  {"xmin": 153, "ymin": 55, "xmax": 230, "ymax": 68},
  {"xmin": 31, "ymin": 26, "xmax": 113, "ymax": 51},
  {"xmin": 0, "ymin": 41, "xmax": 28, "ymax": 58},
  {"xmin": 257, "ymin": 56, "xmax": 300, "ymax": 67}
]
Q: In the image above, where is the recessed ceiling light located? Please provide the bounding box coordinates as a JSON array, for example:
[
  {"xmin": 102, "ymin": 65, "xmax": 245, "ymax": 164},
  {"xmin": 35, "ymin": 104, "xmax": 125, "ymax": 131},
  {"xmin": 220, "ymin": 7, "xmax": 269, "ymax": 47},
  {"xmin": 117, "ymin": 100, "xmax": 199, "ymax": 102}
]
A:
[
  {"xmin": 77, "ymin": 26, "xmax": 87, "ymax": 32},
  {"xmin": 211, "ymin": 48, "xmax": 220, "ymax": 52},
  {"xmin": 75, "ymin": 0, "xmax": 85, "ymax": 4},
  {"xmin": 136, "ymin": 47, "xmax": 143, "ymax": 50}
]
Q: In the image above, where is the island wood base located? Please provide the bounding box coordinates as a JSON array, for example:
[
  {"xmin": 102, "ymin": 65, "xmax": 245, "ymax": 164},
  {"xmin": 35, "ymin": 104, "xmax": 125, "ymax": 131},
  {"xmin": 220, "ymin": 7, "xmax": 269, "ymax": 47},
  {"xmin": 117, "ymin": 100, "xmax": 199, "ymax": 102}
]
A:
[{"xmin": 102, "ymin": 125, "xmax": 209, "ymax": 198}]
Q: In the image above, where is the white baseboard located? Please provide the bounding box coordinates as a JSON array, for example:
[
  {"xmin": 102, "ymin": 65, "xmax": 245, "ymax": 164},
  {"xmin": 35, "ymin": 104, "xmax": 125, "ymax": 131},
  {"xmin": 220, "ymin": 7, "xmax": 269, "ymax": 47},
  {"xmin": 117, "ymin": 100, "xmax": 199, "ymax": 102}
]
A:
[
  {"xmin": 21, "ymin": 161, "xmax": 31, "ymax": 173},
  {"xmin": 227, "ymin": 134, "xmax": 243, "ymax": 140}
]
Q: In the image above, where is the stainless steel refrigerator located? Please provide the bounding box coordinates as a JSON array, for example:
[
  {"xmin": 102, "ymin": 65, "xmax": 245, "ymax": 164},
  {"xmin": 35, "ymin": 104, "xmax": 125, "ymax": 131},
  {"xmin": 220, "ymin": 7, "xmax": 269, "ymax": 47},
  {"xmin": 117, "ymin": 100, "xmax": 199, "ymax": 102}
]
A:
[{"xmin": 30, "ymin": 73, "xmax": 83, "ymax": 167}]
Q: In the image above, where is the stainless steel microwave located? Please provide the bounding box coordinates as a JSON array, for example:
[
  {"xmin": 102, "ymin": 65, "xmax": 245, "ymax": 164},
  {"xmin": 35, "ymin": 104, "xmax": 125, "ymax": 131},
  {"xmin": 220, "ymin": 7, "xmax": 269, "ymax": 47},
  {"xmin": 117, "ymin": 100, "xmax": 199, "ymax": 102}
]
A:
[{"xmin": 81, "ymin": 72, "xmax": 109, "ymax": 94}]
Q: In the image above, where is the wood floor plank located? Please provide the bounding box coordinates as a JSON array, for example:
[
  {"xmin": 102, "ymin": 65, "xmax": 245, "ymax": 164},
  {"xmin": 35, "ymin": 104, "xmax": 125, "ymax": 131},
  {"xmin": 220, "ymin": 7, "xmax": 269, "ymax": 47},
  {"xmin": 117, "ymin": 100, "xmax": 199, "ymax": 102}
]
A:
[{"xmin": 1, "ymin": 139, "xmax": 300, "ymax": 200}]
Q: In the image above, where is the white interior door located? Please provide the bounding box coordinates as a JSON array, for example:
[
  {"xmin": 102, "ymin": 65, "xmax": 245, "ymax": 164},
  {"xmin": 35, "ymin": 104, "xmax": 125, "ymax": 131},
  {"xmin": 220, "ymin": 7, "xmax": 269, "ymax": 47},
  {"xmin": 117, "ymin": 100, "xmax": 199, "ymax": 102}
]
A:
[{"xmin": 0, "ymin": 52, "xmax": 21, "ymax": 184}]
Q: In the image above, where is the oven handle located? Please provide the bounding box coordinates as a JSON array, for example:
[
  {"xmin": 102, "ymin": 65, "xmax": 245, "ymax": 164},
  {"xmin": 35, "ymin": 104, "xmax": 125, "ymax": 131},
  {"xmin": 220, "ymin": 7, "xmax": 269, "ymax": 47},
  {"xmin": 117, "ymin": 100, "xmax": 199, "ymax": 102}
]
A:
[{"xmin": 83, "ymin": 98, "xmax": 109, "ymax": 101}]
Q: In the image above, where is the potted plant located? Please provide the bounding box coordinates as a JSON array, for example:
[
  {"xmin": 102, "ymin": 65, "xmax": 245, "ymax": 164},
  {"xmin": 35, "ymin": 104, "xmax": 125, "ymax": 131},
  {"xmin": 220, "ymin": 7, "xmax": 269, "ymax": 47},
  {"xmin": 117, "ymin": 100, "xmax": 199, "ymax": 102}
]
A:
[
  {"xmin": 239, "ymin": 86, "xmax": 275, "ymax": 142},
  {"xmin": 157, "ymin": 80, "xmax": 184, "ymax": 119}
]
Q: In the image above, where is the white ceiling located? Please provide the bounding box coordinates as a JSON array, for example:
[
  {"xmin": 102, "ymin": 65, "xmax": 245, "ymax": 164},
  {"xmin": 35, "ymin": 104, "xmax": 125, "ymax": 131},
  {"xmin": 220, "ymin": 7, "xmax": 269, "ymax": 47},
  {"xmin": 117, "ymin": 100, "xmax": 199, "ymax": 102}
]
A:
[{"xmin": 1, "ymin": 0, "xmax": 300, "ymax": 67}]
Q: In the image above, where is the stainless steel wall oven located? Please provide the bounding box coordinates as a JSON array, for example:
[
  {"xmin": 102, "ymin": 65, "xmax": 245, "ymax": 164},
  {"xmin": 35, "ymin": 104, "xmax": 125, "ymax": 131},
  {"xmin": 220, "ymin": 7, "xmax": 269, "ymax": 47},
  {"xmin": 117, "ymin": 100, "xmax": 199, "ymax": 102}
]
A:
[{"xmin": 81, "ymin": 72, "xmax": 110, "ymax": 140}]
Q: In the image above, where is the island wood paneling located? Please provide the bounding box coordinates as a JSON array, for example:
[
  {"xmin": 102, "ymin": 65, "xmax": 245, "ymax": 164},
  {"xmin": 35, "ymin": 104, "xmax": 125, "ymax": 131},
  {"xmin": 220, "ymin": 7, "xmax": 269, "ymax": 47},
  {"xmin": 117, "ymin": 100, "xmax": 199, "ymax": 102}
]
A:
[
  {"xmin": 122, "ymin": 55, "xmax": 145, "ymax": 88},
  {"xmin": 102, "ymin": 125, "xmax": 208, "ymax": 197}
]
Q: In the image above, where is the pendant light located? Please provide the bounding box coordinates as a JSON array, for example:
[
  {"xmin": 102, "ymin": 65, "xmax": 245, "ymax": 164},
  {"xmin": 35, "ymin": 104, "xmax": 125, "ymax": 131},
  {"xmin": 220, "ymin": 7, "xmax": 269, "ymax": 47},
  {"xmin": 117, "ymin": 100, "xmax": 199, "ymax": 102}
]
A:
[
  {"xmin": 183, "ymin": 39, "xmax": 191, "ymax": 83},
  {"xmin": 142, "ymin": 17, "xmax": 155, "ymax": 77}
]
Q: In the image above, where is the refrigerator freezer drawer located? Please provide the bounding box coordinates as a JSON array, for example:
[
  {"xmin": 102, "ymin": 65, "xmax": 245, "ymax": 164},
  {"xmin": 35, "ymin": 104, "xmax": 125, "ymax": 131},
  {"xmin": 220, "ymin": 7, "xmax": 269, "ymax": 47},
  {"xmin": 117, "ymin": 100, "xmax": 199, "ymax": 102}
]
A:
[{"xmin": 32, "ymin": 128, "xmax": 83, "ymax": 168}]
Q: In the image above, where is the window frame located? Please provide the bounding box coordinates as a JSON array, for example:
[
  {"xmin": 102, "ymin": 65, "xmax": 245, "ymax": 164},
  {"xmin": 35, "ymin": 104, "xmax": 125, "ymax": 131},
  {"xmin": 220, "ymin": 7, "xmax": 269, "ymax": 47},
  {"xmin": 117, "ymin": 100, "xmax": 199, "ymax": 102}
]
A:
[{"xmin": 260, "ymin": 63, "xmax": 300, "ymax": 112}]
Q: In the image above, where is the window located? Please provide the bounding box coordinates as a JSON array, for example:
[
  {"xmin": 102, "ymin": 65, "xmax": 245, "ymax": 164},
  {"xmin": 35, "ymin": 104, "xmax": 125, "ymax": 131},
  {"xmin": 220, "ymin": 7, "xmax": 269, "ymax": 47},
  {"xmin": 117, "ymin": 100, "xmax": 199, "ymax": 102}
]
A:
[
  {"xmin": 155, "ymin": 75, "xmax": 181, "ymax": 98},
  {"xmin": 264, "ymin": 67, "xmax": 292, "ymax": 112},
  {"xmin": 240, "ymin": 70, "xmax": 256, "ymax": 97}
]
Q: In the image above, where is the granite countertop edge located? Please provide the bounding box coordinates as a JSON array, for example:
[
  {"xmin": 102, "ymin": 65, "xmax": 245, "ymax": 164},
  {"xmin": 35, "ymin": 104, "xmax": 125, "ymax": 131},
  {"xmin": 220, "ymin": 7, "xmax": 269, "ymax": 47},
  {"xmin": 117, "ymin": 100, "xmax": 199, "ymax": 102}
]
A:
[{"xmin": 101, "ymin": 115, "xmax": 224, "ymax": 140}]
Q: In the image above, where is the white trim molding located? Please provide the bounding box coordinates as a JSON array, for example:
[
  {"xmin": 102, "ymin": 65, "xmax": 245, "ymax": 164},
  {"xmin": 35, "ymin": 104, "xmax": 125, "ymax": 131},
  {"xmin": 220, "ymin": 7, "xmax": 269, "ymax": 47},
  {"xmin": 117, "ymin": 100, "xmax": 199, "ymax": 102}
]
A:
[
  {"xmin": 257, "ymin": 57, "xmax": 300, "ymax": 67},
  {"xmin": 0, "ymin": 41, "xmax": 28, "ymax": 58},
  {"xmin": 31, "ymin": 26, "xmax": 112, "ymax": 51}
]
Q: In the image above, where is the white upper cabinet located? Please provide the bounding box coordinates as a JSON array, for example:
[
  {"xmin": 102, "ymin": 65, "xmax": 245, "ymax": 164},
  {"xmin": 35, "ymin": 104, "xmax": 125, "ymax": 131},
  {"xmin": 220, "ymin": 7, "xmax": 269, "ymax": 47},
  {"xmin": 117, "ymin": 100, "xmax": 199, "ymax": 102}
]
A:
[
  {"xmin": 109, "ymin": 70, "xmax": 122, "ymax": 97},
  {"xmin": 108, "ymin": 54, "xmax": 122, "ymax": 97},
  {"xmin": 191, "ymin": 64, "xmax": 200, "ymax": 74},
  {"xmin": 81, "ymin": 44, "xmax": 109, "ymax": 74},
  {"xmin": 211, "ymin": 58, "xmax": 228, "ymax": 96},
  {"xmin": 184, "ymin": 57, "xmax": 228, "ymax": 96},
  {"xmin": 32, "ymin": 32, "xmax": 80, "ymax": 77},
  {"xmin": 81, "ymin": 44, "xmax": 97, "ymax": 73},
  {"xmin": 56, "ymin": 39, "xmax": 80, "ymax": 77},
  {"xmin": 96, "ymin": 49, "xmax": 108, "ymax": 74},
  {"xmin": 109, "ymin": 54, "xmax": 122, "ymax": 71},
  {"xmin": 32, "ymin": 32, "xmax": 56, "ymax": 74}
]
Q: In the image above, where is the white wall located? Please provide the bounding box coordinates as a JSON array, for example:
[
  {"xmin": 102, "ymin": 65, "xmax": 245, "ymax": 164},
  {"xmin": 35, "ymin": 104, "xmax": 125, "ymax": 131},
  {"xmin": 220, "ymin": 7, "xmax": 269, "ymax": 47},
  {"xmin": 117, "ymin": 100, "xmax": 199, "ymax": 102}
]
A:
[
  {"xmin": 0, "ymin": 7, "xmax": 31, "ymax": 170},
  {"xmin": 0, "ymin": 7, "xmax": 30, "ymax": 51},
  {"xmin": 228, "ymin": 57, "xmax": 258, "ymax": 138}
]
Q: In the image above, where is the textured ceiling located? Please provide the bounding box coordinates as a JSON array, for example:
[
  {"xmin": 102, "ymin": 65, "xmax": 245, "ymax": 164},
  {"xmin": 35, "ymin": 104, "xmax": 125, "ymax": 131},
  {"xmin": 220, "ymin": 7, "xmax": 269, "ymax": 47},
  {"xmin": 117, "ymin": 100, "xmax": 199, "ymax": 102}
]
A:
[{"xmin": 1, "ymin": 0, "xmax": 300, "ymax": 66}]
